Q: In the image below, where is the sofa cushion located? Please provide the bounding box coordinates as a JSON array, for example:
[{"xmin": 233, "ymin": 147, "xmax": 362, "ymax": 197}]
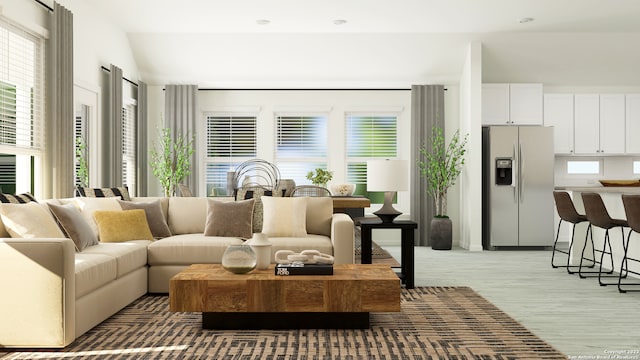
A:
[
  {"xmin": 80, "ymin": 241, "xmax": 150, "ymax": 278},
  {"xmin": 305, "ymin": 197, "xmax": 333, "ymax": 237},
  {"xmin": 76, "ymin": 186, "xmax": 131, "ymax": 201},
  {"xmin": 74, "ymin": 253, "xmax": 117, "ymax": 298},
  {"xmin": 147, "ymin": 234, "xmax": 244, "ymax": 265},
  {"xmin": 167, "ymin": 197, "xmax": 208, "ymax": 235},
  {"xmin": 48, "ymin": 203, "xmax": 99, "ymax": 251},
  {"xmin": 118, "ymin": 199, "xmax": 171, "ymax": 238},
  {"xmin": 204, "ymin": 198, "xmax": 254, "ymax": 239},
  {"xmin": 0, "ymin": 202, "xmax": 65, "ymax": 239},
  {"xmin": 236, "ymin": 186, "xmax": 274, "ymax": 233},
  {"xmin": 261, "ymin": 197, "xmax": 307, "ymax": 237},
  {"xmin": 93, "ymin": 210, "xmax": 154, "ymax": 242}
]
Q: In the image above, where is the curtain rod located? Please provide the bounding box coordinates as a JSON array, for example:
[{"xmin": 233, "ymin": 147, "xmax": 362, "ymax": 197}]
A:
[
  {"xmin": 196, "ymin": 88, "xmax": 413, "ymax": 91},
  {"xmin": 34, "ymin": 0, "xmax": 53, "ymax": 12},
  {"xmin": 101, "ymin": 66, "xmax": 138, "ymax": 87}
]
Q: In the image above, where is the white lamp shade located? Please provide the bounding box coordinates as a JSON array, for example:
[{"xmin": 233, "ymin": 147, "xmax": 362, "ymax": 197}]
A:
[{"xmin": 366, "ymin": 159, "xmax": 409, "ymax": 192}]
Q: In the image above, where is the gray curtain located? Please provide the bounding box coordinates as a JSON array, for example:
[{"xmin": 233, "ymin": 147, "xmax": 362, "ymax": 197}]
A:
[
  {"xmin": 136, "ymin": 81, "xmax": 148, "ymax": 196},
  {"xmin": 47, "ymin": 2, "xmax": 74, "ymax": 198},
  {"xmin": 164, "ymin": 84, "xmax": 199, "ymax": 194},
  {"xmin": 107, "ymin": 64, "xmax": 123, "ymax": 186},
  {"xmin": 410, "ymin": 85, "xmax": 445, "ymax": 246}
]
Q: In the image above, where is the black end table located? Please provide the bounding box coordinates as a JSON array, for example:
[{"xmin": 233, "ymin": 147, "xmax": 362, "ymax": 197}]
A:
[{"xmin": 358, "ymin": 218, "xmax": 417, "ymax": 289}]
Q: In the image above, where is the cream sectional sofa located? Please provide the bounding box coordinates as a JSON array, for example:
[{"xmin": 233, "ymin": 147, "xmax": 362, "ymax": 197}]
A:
[{"xmin": 0, "ymin": 196, "xmax": 354, "ymax": 348}]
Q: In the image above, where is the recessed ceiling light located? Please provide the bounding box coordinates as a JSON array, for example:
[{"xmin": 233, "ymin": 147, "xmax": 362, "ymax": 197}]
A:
[
  {"xmin": 333, "ymin": 19, "xmax": 347, "ymax": 25},
  {"xmin": 256, "ymin": 19, "xmax": 271, "ymax": 25},
  {"xmin": 518, "ymin": 17, "xmax": 534, "ymax": 24}
]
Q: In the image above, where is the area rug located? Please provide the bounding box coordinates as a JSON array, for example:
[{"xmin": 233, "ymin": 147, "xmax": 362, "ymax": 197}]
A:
[
  {"xmin": 354, "ymin": 226, "xmax": 392, "ymax": 259},
  {"xmin": 0, "ymin": 287, "xmax": 566, "ymax": 360}
]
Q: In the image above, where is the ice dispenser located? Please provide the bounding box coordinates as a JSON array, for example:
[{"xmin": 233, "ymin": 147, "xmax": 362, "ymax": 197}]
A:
[{"xmin": 495, "ymin": 158, "xmax": 513, "ymax": 185}]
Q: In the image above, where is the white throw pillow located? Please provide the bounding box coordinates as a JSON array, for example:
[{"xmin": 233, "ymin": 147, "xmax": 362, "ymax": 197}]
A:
[
  {"xmin": 261, "ymin": 197, "xmax": 308, "ymax": 237},
  {"xmin": 0, "ymin": 202, "xmax": 65, "ymax": 238}
]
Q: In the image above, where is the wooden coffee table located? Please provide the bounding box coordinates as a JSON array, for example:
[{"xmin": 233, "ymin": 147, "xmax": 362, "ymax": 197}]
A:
[{"xmin": 169, "ymin": 263, "xmax": 400, "ymax": 329}]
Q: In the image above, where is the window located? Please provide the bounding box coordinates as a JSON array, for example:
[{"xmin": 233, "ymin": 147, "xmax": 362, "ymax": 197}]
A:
[
  {"xmin": 74, "ymin": 106, "xmax": 89, "ymax": 188},
  {"xmin": 275, "ymin": 113, "xmax": 328, "ymax": 184},
  {"xmin": 634, "ymin": 161, "xmax": 640, "ymax": 175},
  {"xmin": 567, "ymin": 160, "xmax": 600, "ymax": 175},
  {"xmin": 204, "ymin": 113, "xmax": 257, "ymax": 196},
  {"xmin": 122, "ymin": 101, "xmax": 136, "ymax": 195},
  {"xmin": 346, "ymin": 113, "xmax": 398, "ymax": 202},
  {"xmin": 0, "ymin": 19, "xmax": 44, "ymax": 195}
]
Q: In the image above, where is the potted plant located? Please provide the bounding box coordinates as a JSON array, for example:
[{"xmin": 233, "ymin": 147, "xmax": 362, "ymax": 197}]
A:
[
  {"xmin": 149, "ymin": 127, "xmax": 195, "ymax": 197},
  {"xmin": 418, "ymin": 126, "xmax": 468, "ymax": 250},
  {"xmin": 306, "ymin": 168, "xmax": 333, "ymax": 188}
]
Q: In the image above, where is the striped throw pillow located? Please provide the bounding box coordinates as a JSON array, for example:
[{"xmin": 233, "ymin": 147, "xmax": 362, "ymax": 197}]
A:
[
  {"xmin": 76, "ymin": 187, "xmax": 131, "ymax": 201},
  {"xmin": 0, "ymin": 192, "xmax": 37, "ymax": 204}
]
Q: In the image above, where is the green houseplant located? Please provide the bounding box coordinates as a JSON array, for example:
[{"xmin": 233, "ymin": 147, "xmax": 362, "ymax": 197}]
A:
[
  {"xmin": 149, "ymin": 127, "xmax": 195, "ymax": 197},
  {"xmin": 418, "ymin": 126, "xmax": 468, "ymax": 249},
  {"xmin": 306, "ymin": 168, "xmax": 333, "ymax": 187}
]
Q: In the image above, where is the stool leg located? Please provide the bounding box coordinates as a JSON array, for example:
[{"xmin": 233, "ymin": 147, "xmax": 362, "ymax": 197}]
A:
[
  {"xmin": 551, "ymin": 219, "xmax": 563, "ymax": 268},
  {"xmin": 579, "ymin": 225, "xmax": 596, "ymax": 278},
  {"xmin": 618, "ymin": 231, "xmax": 640, "ymax": 293},
  {"xmin": 598, "ymin": 229, "xmax": 617, "ymax": 286}
]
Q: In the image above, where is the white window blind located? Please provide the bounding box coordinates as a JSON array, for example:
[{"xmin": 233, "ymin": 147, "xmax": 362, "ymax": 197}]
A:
[
  {"xmin": 345, "ymin": 113, "xmax": 398, "ymax": 199},
  {"xmin": 204, "ymin": 113, "xmax": 257, "ymax": 196},
  {"xmin": 275, "ymin": 114, "xmax": 328, "ymax": 183},
  {"xmin": 122, "ymin": 104, "xmax": 136, "ymax": 195},
  {"xmin": 0, "ymin": 21, "xmax": 44, "ymax": 151},
  {"xmin": 0, "ymin": 18, "xmax": 44, "ymax": 194}
]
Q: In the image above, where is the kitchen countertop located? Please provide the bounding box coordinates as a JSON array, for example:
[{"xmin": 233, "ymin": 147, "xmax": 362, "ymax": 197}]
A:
[{"xmin": 555, "ymin": 186, "xmax": 640, "ymax": 194}]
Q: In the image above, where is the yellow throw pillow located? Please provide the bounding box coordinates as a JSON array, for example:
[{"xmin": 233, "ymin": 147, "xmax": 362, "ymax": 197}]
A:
[{"xmin": 93, "ymin": 209, "xmax": 154, "ymax": 242}]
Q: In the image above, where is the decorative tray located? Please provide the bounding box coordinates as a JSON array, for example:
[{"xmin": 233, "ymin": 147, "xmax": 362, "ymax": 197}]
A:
[{"xmin": 599, "ymin": 180, "xmax": 640, "ymax": 187}]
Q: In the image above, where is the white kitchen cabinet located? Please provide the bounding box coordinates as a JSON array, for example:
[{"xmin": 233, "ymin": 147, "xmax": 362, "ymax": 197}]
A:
[
  {"xmin": 544, "ymin": 94, "xmax": 574, "ymax": 154},
  {"xmin": 599, "ymin": 94, "xmax": 625, "ymax": 154},
  {"xmin": 482, "ymin": 83, "xmax": 543, "ymax": 125},
  {"xmin": 573, "ymin": 94, "xmax": 600, "ymax": 154},
  {"xmin": 626, "ymin": 94, "xmax": 640, "ymax": 154},
  {"xmin": 482, "ymin": 84, "xmax": 509, "ymax": 125},
  {"xmin": 510, "ymin": 83, "xmax": 543, "ymax": 125}
]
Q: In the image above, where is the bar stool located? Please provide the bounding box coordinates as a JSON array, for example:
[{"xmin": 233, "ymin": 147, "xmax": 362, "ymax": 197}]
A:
[
  {"xmin": 552, "ymin": 191, "xmax": 590, "ymax": 273},
  {"xmin": 619, "ymin": 195, "xmax": 640, "ymax": 293},
  {"xmin": 580, "ymin": 192, "xmax": 628, "ymax": 286}
]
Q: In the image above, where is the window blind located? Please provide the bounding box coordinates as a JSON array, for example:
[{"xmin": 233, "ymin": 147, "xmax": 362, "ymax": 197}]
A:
[
  {"xmin": 205, "ymin": 113, "xmax": 257, "ymax": 196},
  {"xmin": 275, "ymin": 114, "xmax": 328, "ymax": 183},
  {"xmin": 345, "ymin": 114, "xmax": 398, "ymax": 197},
  {"xmin": 0, "ymin": 19, "xmax": 44, "ymax": 152}
]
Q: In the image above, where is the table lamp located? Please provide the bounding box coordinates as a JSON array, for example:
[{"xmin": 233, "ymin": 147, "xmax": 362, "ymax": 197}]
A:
[{"xmin": 366, "ymin": 159, "xmax": 408, "ymax": 223}]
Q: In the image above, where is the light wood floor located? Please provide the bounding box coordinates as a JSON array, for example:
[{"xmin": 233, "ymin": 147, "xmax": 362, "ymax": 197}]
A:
[{"xmin": 382, "ymin": 245, "xmax": 640, "ymax": 358}]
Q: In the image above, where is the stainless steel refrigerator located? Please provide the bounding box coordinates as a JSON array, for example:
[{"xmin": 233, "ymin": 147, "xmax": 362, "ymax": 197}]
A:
[{"xmin": 482, "ymin": 126, "xmax": 554, "ymax": 249}]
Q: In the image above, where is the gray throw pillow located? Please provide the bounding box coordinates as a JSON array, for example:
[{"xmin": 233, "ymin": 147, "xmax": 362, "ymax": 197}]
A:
[
  {"xmin": 204, "ymin": 198, "xmax": 254, "ymax": 239},
  {"xmin": 48, "ymin": 203, "xmax": 99, "ymax": 251},
  {"xmin": 118, "ymin": 199, "xmax": 171, "ymax": 238}
]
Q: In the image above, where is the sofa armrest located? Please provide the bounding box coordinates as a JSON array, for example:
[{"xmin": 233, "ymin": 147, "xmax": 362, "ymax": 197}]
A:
[
  {"xmin": 0, "ymin": 238, "xmax": 76, "ymax": 347},
  {"xmin": 331, "ymin": 213, "xmax": 355, "ymax": 264}
]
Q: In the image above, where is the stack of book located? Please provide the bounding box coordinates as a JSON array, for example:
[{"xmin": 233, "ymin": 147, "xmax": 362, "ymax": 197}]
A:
[{"xmin": 275, "ymin": 263, "xmax": 333, "ymax": 276}]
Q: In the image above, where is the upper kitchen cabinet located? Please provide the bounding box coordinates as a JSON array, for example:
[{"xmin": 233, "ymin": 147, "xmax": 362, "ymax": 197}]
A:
[
  {"xmin": 482, "ymin": 83, "xmax": 543, "ymax": 125},
  {"xmin": 626, "ymin": 94, "xmax": 640, "ymax": 154},
  {"xmin": 482, "ymin": 84, "xmax": 509, "ymax": 125},
  {"xmin": 573, "ymin": 94, "xmax": 625, "ymax": 154},
  {"xmin": 574, "ymin": 94, "xmax": 600, "ymax": 154},
  {"xmin": 599, "ymin": 94, "xmax": 625, "ymax": 154},
  {"xmin": 544, "ymin": 94, "xmax": 574, "ymax": 154}
]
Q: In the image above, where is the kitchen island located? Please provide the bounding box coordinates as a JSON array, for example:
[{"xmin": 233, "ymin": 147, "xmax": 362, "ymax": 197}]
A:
[{"xmin": 555, "ymin": 186, "xmax": 640, "ymax": 277}]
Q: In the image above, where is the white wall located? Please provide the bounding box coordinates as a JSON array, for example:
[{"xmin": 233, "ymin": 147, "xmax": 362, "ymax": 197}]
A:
[{"xmin": 459, "ymin": 42, "xmax": 483, "ymax": 251}]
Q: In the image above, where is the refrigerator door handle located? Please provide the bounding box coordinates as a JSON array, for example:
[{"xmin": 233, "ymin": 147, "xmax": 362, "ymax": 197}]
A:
[
  {"xmin": 519, "ymin": 143, "xmax": 524, "ymax": 203},
  {"xmin": 512, "ymin": 143, "xmax": 517, "ymax": 202}
]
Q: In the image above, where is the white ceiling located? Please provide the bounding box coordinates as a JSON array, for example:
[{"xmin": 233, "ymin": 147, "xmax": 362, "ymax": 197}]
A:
[{"xmin": 87, "ymin": 0, "xmax": 640, "ymax": 87}]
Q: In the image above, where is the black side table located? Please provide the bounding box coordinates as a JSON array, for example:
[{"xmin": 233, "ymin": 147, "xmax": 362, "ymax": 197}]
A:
[{"xmin": 358, "ymin": 218, "xmax": 418, "ymax": 289}]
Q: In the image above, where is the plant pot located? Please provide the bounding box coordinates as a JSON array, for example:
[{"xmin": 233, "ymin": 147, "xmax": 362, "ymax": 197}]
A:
[{"xmin": 430, "ymin": 217, "xmax": 452, "ymax": 250}]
